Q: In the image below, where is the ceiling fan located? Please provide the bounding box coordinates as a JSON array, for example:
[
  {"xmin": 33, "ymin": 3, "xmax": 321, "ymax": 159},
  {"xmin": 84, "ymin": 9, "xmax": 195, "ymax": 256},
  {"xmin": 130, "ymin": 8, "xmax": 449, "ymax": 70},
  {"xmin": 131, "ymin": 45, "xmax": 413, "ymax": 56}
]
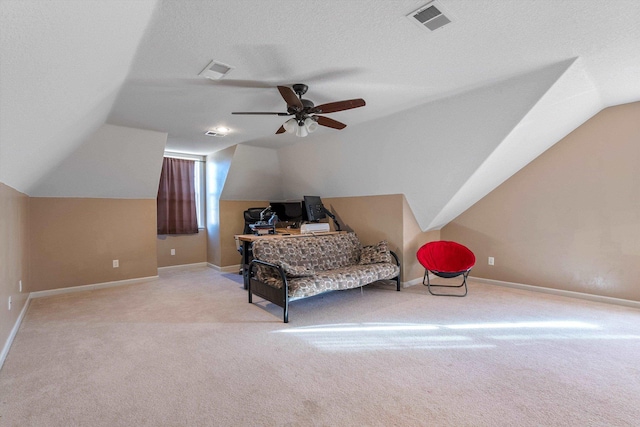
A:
[{"xmin": 232, "ymin": 84, "xmax": 365, "ymax": 136}]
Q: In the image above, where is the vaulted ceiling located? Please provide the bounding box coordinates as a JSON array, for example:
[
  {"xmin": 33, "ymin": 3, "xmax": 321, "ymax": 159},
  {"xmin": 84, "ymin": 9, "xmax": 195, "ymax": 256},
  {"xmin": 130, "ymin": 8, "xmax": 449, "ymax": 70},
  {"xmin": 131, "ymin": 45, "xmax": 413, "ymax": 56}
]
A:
[{"xmin": 2, "ymin": 1, "xmax": 639, "ymax": 230}]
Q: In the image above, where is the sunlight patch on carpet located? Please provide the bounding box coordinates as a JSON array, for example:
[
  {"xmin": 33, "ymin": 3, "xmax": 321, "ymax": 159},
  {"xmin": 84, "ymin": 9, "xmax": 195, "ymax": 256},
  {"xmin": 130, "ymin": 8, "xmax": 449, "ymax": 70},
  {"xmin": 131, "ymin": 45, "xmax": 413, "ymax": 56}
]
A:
[
  {"xmin": 444, "ymin": 320, "xmax": 600, "ymax": 330},
  {"xmin": 272, "ymin": 320, "xmax": 616, "ymax": 352}
]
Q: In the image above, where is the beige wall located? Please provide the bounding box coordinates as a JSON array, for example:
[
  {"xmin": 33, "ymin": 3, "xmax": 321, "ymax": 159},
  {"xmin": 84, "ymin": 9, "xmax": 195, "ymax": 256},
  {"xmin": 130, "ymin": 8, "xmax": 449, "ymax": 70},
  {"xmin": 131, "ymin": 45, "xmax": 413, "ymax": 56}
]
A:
[
  {"xmin": 325, "ymin": 194, "xmax": 402, "ymax": 245},
  {"xmin": 0, "ymin": 183, "xmax": 29, "ymax": 350},
  {"xmin": 29, "ymin": 198, "xmax": 158, "ymax": 292},
  {"xmin": 217, "ymin": 200, "xmax": 269, "ymax": 268},
  {"xmin": 324, "ymin": 193, "xmax": 403, "ymax": 247},
  {"xmin": 442, "ymin": 102, "xmax": 640, "ymax": 301},
  {"xmin": 157, "ymin": 232, "xmax": 207, "ymax": 267},
  {"xmin": 402, "ymin": 195, "xmax": 441, "ymax": 282},
  {"xmin": 325, "ymin": 194, "xmax": 441, "ymax": 283}
]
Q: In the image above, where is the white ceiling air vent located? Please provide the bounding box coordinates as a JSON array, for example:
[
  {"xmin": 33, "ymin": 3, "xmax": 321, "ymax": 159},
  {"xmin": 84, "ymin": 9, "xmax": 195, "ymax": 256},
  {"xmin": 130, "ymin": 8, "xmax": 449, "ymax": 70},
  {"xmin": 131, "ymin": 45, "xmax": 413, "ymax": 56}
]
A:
[
  {"xmin": 407, "ymin": 1, "xmax": 453, "ymax": 32},
  {"xmin": 205, "ymin": 130, "xmax": 226, "ymax": 137},
  {"xmin": 199, "ymin": 60, "xmax": 233, "ymax": 80}
]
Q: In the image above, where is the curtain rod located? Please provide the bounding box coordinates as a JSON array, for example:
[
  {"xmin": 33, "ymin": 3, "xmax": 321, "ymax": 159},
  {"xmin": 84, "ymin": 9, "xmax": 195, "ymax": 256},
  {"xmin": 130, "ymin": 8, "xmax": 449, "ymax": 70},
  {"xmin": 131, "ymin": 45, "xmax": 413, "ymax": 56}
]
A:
[{"xmin": 164, "ymin": 153, "xmax": 206, "ymax": 163}]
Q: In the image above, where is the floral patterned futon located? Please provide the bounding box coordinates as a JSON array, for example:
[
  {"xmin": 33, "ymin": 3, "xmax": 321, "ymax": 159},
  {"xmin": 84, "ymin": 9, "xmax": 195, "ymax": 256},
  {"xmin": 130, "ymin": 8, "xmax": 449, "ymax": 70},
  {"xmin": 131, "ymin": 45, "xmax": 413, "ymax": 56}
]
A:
[{"xmin": 251, "ymin": 232, "xmax": 400, "ymax": 299}]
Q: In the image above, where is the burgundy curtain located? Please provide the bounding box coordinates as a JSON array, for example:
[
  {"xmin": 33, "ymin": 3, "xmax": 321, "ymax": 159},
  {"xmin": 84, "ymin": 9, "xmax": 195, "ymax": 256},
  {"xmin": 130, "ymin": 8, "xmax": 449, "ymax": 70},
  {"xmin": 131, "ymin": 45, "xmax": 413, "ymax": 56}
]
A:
[{"xmin": 157, "ymin": 158, "xmax": 198, "ymax": 235}]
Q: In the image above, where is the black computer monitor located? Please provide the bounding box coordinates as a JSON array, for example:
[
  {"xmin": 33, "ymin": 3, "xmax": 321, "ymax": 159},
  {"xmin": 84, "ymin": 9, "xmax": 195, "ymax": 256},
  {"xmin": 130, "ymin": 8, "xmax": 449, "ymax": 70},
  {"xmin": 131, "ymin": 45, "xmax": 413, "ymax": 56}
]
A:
[
  {"xmin": 269, "ymin": 201, "xmax": 303, "ymax": 222},
  {"xmin": 303, "ymin": 195, "xmax": 326, "ymax": 222}
]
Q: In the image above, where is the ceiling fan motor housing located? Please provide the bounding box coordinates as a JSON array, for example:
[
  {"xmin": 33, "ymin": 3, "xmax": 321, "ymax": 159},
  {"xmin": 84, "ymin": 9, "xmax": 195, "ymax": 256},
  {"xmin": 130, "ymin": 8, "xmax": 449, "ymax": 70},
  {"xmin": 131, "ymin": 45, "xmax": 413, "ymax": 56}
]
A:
[
  {"xmin": 290, "ymin": 99, "xmax": 315, "ymax": 120},
  {"xmin": 292, "ymin": 83, "xmax": 308, "ymax": 97}
]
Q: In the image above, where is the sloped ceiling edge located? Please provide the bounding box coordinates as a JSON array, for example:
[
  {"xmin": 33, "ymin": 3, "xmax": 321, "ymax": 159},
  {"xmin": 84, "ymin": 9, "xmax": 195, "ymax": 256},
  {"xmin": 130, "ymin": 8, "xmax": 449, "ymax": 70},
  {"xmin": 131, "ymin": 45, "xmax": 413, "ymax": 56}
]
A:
[
  {"xmin": 428, "ymin": 58, "xmax": 603, "ymax": 230},
  {"xmin": 30, "ymin": 124, "xmax": 167, "ymax": 199},
  {"xmin": 0, "ymin": 0, "xmax": 158, "ymax": 194},
  {"xmin": 220, "ymin": 144, "xmax": 284, "ymax": 201}
]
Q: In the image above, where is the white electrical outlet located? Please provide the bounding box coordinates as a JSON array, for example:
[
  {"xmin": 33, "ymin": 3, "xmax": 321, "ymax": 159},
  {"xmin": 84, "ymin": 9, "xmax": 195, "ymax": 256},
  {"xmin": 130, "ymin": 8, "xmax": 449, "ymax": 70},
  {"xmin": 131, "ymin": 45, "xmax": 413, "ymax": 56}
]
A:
[
  {"xmin": 171, "ymin": 249, "xmax": 176, "ymax": 256},
  {"xmin": 488, "ymin": 257, "xmax": 495, "ymax": 266},
  {"xmin": 8, "ymin": 296, "xmax": 11, "ymax": 311},
  {"xmin": 19, "ymin": 280, "xmax": 22, "ymax": 292},
  {"xmin": 113, "ymin": 259, "xmax": 119, "ymax": 268}
]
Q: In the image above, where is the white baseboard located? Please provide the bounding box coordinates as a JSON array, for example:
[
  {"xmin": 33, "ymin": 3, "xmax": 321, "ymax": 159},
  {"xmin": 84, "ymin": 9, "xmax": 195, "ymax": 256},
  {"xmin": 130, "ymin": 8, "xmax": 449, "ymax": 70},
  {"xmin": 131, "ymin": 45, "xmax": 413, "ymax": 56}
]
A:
[
  {"xmin": 402, "ymin": 277, "xmax": 424, "ymax": 288},
  {"xmin": 158, "ymin": 262, "xmax": 208, "ymax": 271},
  {"xmin": 29, "ymin": 275, "xmax": 159, "ymax": 299},
  {"xmin": 1, "ymin": 296, "xmax": 31, "ymax": 371},
  {"xmin": 402, "ymin": 272, "xmax": 438, "ymax": 288},
  {"xmin": 472, "ymin": 276, "xmax": 640, "ymax": 309},
  {"xmin": 207, "ymin": 263, "xmax": 242, "ymax": 273}
]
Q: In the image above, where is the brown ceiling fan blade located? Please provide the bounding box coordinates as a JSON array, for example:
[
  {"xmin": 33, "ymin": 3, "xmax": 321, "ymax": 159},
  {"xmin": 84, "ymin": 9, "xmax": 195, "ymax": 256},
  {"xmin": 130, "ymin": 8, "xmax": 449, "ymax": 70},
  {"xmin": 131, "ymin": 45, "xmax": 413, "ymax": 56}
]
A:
[
  {"xmin": 316, "ymin": 116, "xmax": 347, "ymax": 130},
  {"xmin": 313, "ymin": 98, "xmax": 365, "ymax": 114},
  {"xmin": 277, "ymin": 86, "xmax": 303, "ymax": 109},
  {"xmin": 276, "ymin": 125, "xmax": 287, "ymax": 134},
  {"xmin": 232, "ymin": 112, "xmax": 291, "ymax": 116}
]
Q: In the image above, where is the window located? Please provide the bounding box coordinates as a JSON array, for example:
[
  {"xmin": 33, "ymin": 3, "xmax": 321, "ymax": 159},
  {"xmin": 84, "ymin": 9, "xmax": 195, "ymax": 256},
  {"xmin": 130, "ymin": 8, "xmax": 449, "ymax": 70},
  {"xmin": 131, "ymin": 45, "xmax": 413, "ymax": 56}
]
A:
[{"xmin": 157, "ymin": 153, "xmax": 205, "ymax": 234}]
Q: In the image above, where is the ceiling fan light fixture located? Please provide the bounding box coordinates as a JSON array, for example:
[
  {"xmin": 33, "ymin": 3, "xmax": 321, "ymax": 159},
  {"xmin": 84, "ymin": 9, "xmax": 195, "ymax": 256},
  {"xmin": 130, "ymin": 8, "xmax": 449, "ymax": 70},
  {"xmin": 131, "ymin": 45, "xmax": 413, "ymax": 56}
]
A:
[
  {"xmin": 283, "ymin": 118, "xmax": 297, "ymax": 133},
  {"xmin": 295, "ymin": 123, "xmax": 308, "ymax": 137},
  {"xmin": 304, "ymin": 117, "xmax": 318, "ymax": 133}
]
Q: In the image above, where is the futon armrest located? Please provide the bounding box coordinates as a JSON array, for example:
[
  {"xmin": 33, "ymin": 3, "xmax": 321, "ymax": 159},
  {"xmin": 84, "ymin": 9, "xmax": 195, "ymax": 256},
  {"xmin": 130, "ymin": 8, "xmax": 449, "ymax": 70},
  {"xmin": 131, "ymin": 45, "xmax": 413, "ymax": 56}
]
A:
[
  {"xmin": 249, "ymin": 259, "xmax": 289, "ymax": 288},
  {"xmin": 248, "ymin": 259, "xmax": 291, "ymax": 323},
  {"xmin": 389, "ymin": 250, "xmax": 401, "ymax": 291},
  {"xmin": 389, "ymin": 250, "xmax": 400, "ymax": 266}
]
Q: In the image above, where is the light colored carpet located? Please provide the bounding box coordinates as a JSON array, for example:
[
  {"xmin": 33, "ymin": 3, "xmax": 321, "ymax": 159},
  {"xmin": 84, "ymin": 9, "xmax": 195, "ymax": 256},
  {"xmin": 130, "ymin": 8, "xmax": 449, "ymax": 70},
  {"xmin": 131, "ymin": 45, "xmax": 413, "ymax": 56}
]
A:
[{"xmin": 1, "ymin": 267, "xmax": 640, "ymax": 426}]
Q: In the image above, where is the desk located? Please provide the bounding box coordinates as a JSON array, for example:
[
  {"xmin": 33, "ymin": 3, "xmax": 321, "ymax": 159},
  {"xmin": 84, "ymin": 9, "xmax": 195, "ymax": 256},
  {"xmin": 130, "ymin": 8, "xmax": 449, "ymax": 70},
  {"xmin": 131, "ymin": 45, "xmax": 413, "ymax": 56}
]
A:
[{"xmin": 235, "ymin": 229, "xmax": 342, "ymax": 289}]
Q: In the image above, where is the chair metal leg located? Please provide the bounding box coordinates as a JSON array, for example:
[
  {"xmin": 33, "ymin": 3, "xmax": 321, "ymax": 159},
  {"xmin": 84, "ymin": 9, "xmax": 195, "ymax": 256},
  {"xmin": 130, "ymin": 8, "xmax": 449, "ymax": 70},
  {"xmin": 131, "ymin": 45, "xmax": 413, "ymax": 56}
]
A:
[{"xmin": 423, "ymin": 270, "xmax": 468, "ymax": 297}]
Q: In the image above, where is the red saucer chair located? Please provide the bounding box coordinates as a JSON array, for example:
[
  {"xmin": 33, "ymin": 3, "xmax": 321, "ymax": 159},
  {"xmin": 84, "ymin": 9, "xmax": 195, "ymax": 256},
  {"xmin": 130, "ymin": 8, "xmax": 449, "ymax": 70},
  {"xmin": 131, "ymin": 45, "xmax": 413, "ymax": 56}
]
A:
[{"xmin": 416, "ymin": 241, "xmax": 475, "ymax": 297}]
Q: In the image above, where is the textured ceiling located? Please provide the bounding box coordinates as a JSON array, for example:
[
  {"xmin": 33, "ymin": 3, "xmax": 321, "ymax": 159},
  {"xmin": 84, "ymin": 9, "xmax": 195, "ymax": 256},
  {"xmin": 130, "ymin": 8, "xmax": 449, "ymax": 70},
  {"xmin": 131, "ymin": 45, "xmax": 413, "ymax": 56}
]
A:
[
  {"xmin": 0, "ymin": 0, "xmax": 158, "ymax": 193},
  {"xmin": 1, "ymin": 0, "xmax": 640, "ymax": 228},
  {"xmin": 107, "ymin": 0, "xmax": 640, "ymax": 153}
]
